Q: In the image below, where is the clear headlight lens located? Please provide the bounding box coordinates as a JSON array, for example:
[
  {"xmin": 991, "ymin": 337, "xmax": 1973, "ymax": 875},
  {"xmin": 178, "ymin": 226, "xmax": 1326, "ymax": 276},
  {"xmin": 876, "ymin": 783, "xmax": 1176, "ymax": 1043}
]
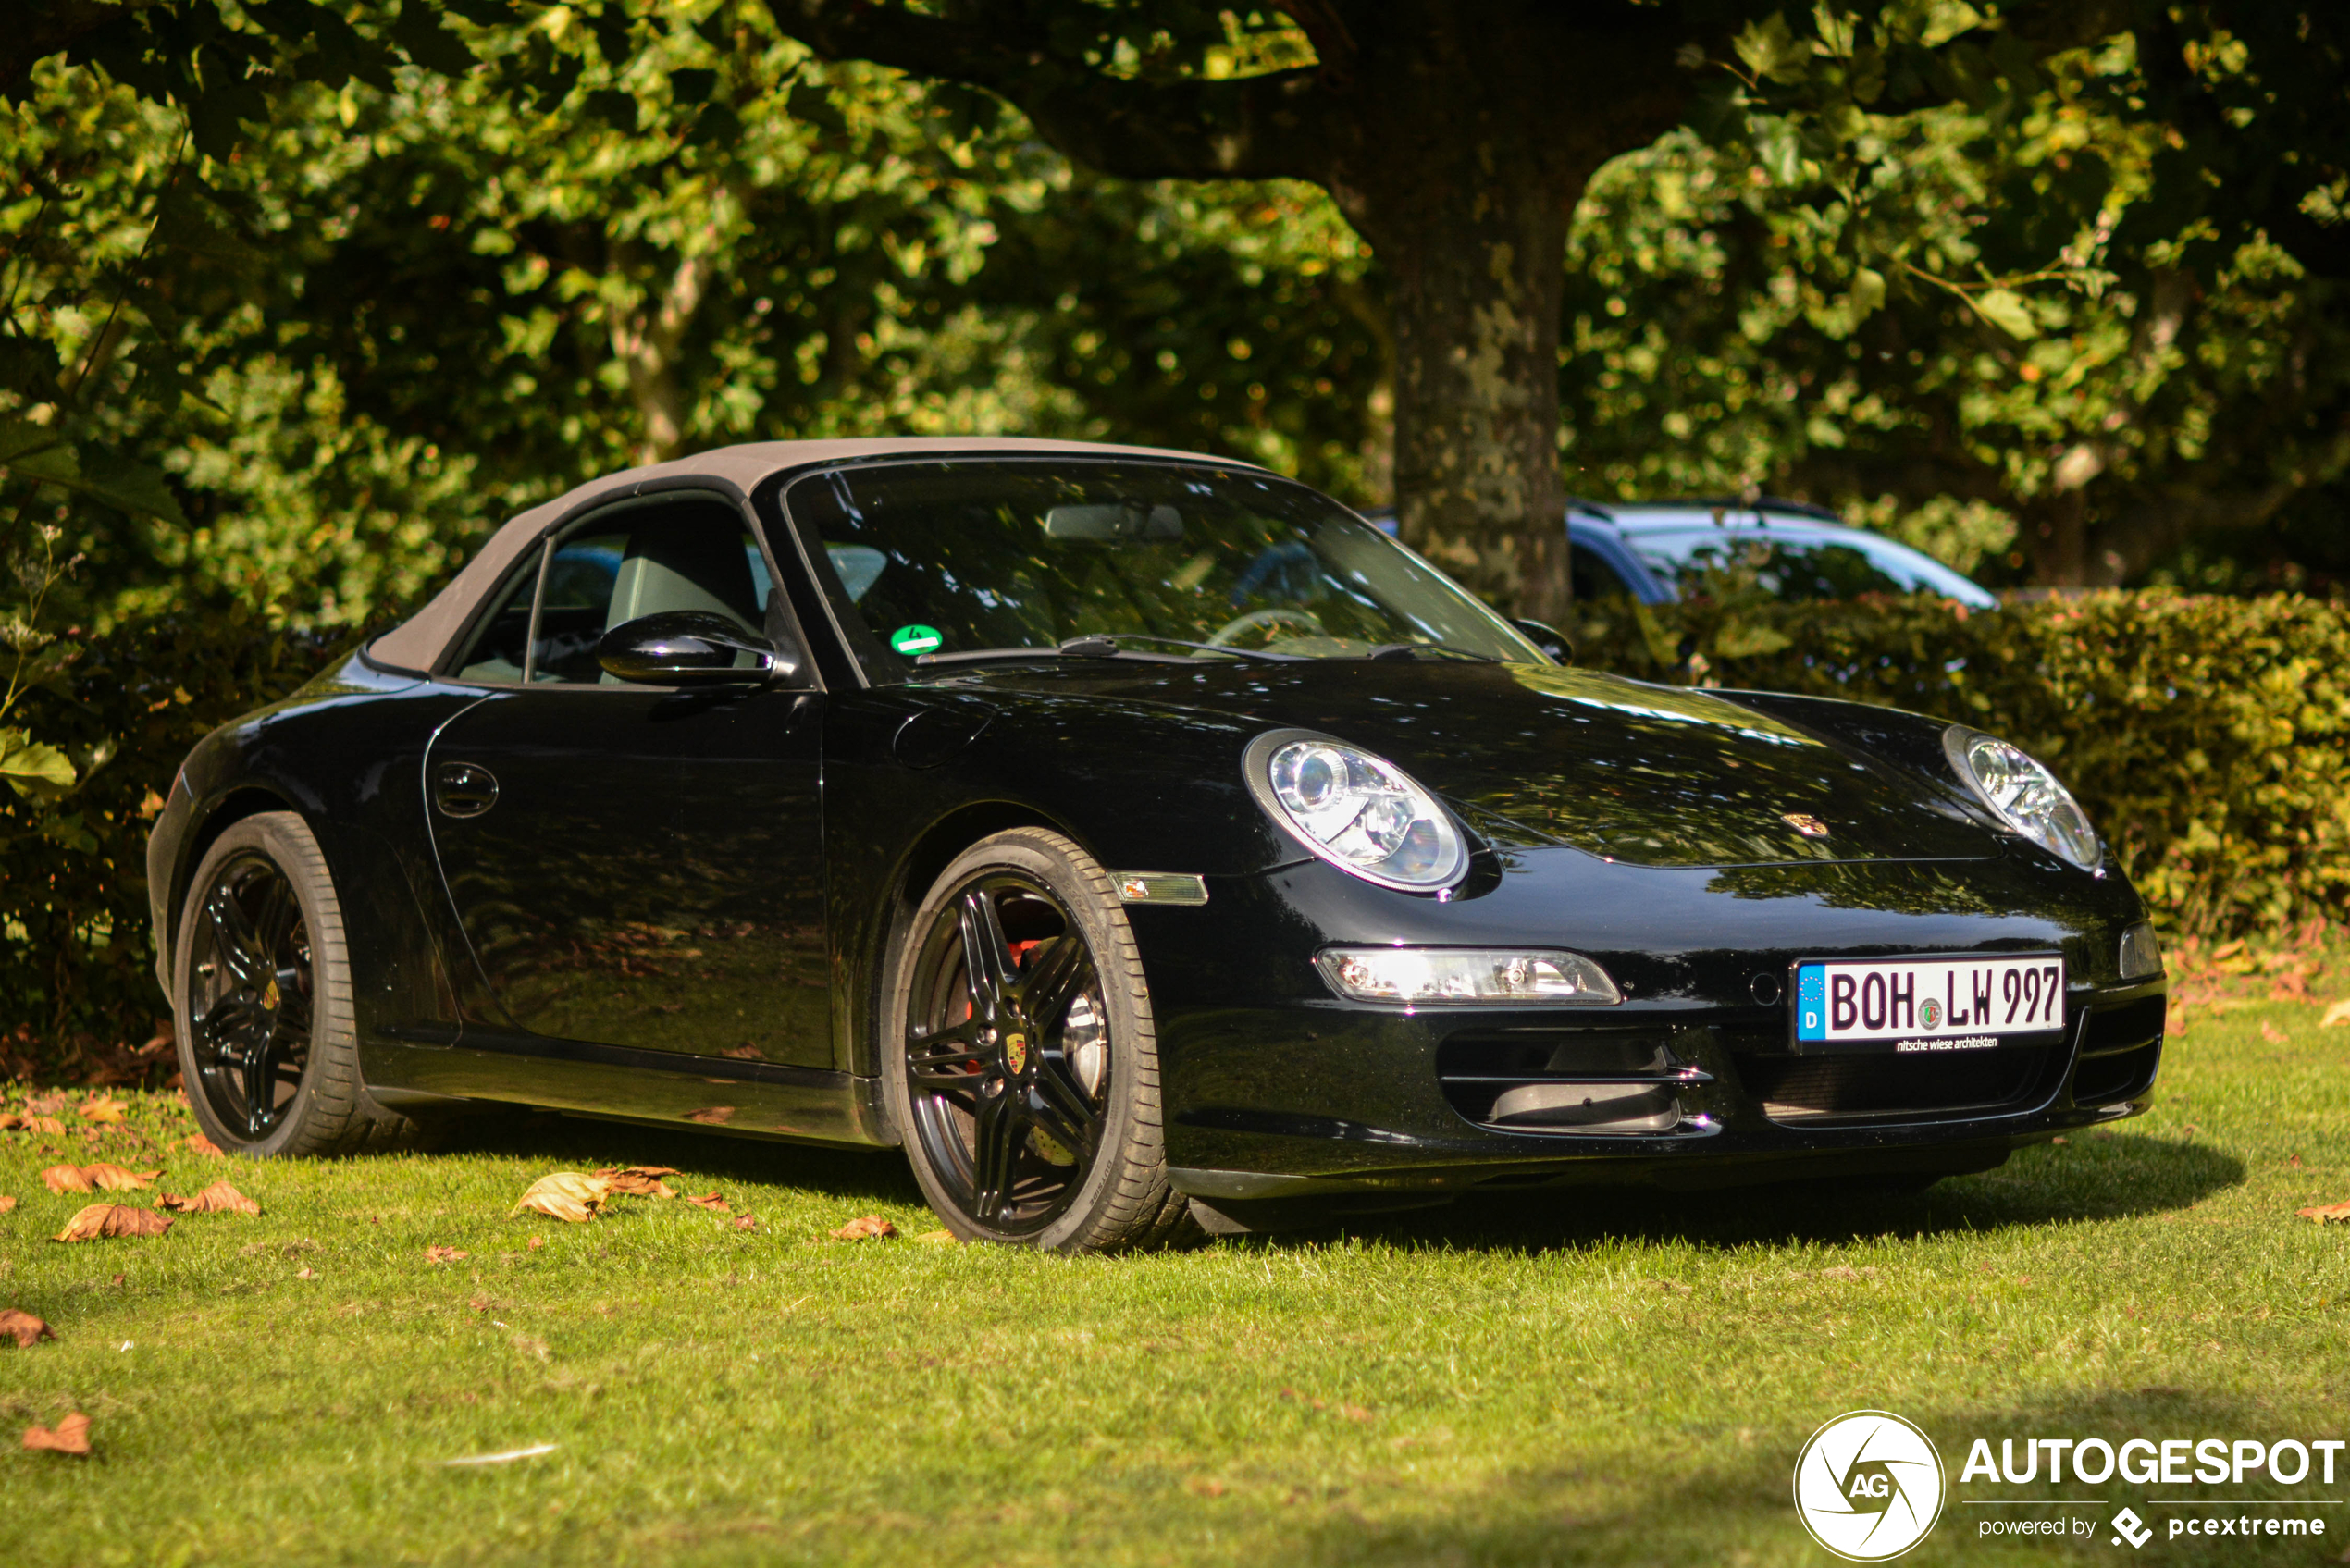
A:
[
  {"xmin": 1245, "ymin": 732, "xmax": 1467, "ymax": 891},
  {"xmin": 1942, "ymin": 726, "xmax": 2101, "ymax": 869},
  {"xmin": 2119, "ymin": 920, "xmax": 2164, "ymax": 981},
  {"xmin": 1317, "ymin": 947, "xmax": 1622, "ymax": 1006}
]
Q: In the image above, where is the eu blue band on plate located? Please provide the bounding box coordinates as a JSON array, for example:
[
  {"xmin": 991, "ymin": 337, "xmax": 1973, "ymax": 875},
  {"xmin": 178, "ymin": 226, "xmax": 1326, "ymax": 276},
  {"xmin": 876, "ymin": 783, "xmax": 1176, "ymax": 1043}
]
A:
[{"xmin": 1796, "ymin": 964, "xmax": 1827, "ymax": 1042}]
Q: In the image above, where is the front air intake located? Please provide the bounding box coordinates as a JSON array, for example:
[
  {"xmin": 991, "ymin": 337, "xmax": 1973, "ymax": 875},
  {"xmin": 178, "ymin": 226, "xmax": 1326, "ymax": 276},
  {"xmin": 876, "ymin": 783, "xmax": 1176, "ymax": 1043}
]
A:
[{"xmin": 1436, "ymin": 1028, "xmax": 1702, "ymax": 1135}]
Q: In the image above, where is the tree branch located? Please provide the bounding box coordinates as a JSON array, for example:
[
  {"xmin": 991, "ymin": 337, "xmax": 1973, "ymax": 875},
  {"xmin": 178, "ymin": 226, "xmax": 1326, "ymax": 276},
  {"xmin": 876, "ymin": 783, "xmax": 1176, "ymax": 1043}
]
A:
[{"xmin": 762, "ymin": 1, "xmax": 1336, "ymax": 183}]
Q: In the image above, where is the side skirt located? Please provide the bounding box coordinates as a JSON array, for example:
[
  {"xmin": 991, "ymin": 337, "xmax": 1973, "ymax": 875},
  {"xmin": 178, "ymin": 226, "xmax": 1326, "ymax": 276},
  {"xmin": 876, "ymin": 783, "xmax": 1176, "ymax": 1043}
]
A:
[{"xmin": 357, "ymin": 1032, "xmax": 896, "ymax": 1148}]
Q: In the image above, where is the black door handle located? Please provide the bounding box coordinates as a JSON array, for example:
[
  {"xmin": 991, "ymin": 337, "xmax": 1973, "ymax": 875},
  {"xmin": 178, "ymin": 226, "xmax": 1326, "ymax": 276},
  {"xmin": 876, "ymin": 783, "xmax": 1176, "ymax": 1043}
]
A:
[{"xmin": 433, "ymin": 760, "xmax": 500, "ymax": 819}]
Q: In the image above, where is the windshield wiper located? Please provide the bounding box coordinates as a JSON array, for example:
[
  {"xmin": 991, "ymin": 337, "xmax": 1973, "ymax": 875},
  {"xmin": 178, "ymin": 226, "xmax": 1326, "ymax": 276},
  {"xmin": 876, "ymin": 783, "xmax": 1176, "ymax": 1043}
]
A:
[
  {"xmin": 1367, "ymin": 642, "xmax": 1499, "ymax": 662},
  {"xmin": 914, "ymin": 635, "xmax": 1301, "ymax": 669},
  {"xmin": 1070, "ymin": 634, "xmax": 1303, "ymax": 662}
]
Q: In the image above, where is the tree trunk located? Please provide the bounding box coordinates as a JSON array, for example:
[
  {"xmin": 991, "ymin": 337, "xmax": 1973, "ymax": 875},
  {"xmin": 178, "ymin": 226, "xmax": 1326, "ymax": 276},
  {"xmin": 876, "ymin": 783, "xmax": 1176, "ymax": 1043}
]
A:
[{"xmin": 1373, "ymin": 186, "xmax": 1571, "ymax": 621}]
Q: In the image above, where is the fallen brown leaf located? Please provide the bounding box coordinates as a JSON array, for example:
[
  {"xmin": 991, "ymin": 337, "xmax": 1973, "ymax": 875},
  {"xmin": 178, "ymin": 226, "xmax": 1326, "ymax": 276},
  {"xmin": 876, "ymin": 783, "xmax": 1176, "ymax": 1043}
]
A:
[
  {"xmin": 2322, "ymin": 1000, "xmax": 2350, "ymax": 1029},
  {"xmin": 510, "ymin": 1172, "xmax": 610, "ymax": 1224},
  {"xmin": 733, "ymin": 1214, "xmax": 758, "ymax": 1231},
  {"xmin": 176, "ymin": 1133, "xmax": 224, "ymax": 1157},
  {"xmin": 595, "ymin": 1166, "xmax": 678, "ymax": 1199},
  {"xmin": 1187, "ymin": 1476, "xmax": 1227, "ymax": 1498},
  {"xmin": 684, "ymin": 1106, "xmax": 735, "ymax": 1125},
  {"xmin": 294, "ymin": 1266, "xmax": 317, "ymax": 1279},
  {"xmin": 832, "ymin": 1216, "xmax": 897, "ymax": 1241},
  {"xmin": 0, "ymin": 1195, "xmax": 16, "ymax": 1215},
  {"xmin": 156, "ymin": 1180, "xmax": 259, "ymax": 1216},
  {"xmin": 78, "ymin": 1096, "xmax": 128, "ymax": 1126},
  {"xmin": 526, "ymin": 1235, "xmax": 545, "ymax": 1252},
  {"xmin": 23, "ymin": 1413, "xmax": 91, "ymax": 1454},
  {"xmin": 52, "ymin": 1204, "xmax": 172, "ymax": 1242},
  {"xmin": 1340, "ymin": 1404, "xmax": 1375, "ymax": 1423},
  {"xmin": 0, "ymin": 1308, "xmax": 54, "ymax": 1347},
  {"xmin": 2289, "ymin": 1153, "xmax": 2306, "ymax": 1168},
  {"xmin": 81, "ymin": 1164, "xmax": 160, "ymax": 1192},
  {"xmin": 41, "ymin": 1165, "xmax": 93, "ymax": 1194},
  {"xmin": 2263, "ymin": 1020, "xmax": 2290, "ymax": 1044},
  {"xmin": 0, "ymin": 1112, "xmax": 20, "ymax": 1130},
  {"xmin": 686, "ymin": 1192, "xmax": 730, "ymax": 1214},
  {"xmin": 2298, "ymin": 1203, "xmax": 2350, "ymax": 1223},
  {"xmin": 425, "ymin": 1245, "xmax": 469, "ymax": 1264},
  {"xmin": 22, "ymin": 1116, "xmax": 63, "ymax": 1135},
  {"xmin": 26, "ymin": 1092, "xmax": 68, "ymax": 1116}
]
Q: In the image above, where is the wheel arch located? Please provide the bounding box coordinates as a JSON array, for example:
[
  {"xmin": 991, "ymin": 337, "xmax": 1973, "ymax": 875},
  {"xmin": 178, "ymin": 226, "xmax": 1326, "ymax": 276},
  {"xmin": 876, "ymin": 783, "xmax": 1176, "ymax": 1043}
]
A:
[
  {"xmin": 847, "ymin": 799, "xmax": 1095, "ymax": 1083},
  {"xmin": 164, "ymin": 786, "xmax": 303, "ymax": 990}
]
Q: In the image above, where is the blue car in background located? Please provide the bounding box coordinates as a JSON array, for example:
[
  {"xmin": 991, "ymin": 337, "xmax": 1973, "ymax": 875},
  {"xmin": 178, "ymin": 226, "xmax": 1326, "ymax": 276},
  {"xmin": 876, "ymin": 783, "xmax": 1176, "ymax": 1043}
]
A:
[{"xmin": 1365, "ymin": 497, "xmax": 1999, "ymax": 609}]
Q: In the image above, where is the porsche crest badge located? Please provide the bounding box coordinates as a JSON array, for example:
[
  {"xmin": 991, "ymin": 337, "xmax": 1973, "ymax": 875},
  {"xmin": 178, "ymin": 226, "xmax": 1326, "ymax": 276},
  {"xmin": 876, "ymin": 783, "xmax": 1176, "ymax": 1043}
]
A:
[{"xmin": 1004, "ymin": 1032, "xmax": 1029, "ymax": 1073}]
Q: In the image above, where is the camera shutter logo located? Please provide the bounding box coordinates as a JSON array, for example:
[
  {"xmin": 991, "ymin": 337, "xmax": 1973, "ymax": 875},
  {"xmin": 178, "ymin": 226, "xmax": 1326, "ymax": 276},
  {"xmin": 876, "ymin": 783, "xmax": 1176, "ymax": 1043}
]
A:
[{"xmin": 1792, "ymin": 1411, "xmax": 1945, "ymax": 1561}]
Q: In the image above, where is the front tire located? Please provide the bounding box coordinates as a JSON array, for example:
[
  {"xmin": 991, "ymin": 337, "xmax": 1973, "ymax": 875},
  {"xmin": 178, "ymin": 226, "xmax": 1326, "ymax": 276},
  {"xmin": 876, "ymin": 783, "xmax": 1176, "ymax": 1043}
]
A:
[
  {"xmin": 881, "ymin": 828, "xmax": 1196, "ymax": 1252},
  {"xmin": 172, "ymin": 811, "xmax": 414, "ymax": 1156}
]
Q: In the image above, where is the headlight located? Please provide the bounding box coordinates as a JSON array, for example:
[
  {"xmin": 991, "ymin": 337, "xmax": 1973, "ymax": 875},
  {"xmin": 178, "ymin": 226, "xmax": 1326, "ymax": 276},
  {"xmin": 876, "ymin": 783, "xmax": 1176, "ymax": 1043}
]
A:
[
  {"xmin": 2119, "ymin": 920, "xmax": 2164, "ymax": 981},
  {"xmin": 1317, "ymin": 947, "xmax": 1622, "ymax": 1005},
  {"xmin": 1243, "ymin": 731, "xmax": 1467, "ymax": 891},
  {"xmin": 1942, "ymin": 726, "xmax": 2100, "ymax": 869}
]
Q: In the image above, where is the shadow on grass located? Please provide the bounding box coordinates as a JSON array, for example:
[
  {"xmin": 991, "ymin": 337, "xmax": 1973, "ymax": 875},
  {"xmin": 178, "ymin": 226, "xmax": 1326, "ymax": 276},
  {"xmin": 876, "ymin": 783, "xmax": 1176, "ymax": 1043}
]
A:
[
  {"xmin": 424, "ymin": 1111, "xmax": 2241, "ymax": 1259},
  {"xmin": 1301, "ymin": 1387, "xmax": 2314, "ymax": 1566},
  {"xmin": 1263, "ymin": 1132, "xmax": 2247, "ymax": 1255},
  {"xmin": 430, "ymin": 1108, "xmax": 927, "ymax": 1208}
]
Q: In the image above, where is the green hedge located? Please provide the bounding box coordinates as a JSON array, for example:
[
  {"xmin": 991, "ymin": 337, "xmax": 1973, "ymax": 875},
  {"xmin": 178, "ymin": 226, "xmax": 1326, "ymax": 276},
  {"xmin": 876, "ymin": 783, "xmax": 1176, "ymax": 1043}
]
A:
[
  {"xmin": 5, "ymin": 592, "xmax": 2345, "ymax": 1080},
  {"xmin": 1, "ymin": 613, "xmax": 341, "ymax": 1078},
  {"xmin": 1572, "ymin": 590, "xmax": 2350, "ymax": 938}
]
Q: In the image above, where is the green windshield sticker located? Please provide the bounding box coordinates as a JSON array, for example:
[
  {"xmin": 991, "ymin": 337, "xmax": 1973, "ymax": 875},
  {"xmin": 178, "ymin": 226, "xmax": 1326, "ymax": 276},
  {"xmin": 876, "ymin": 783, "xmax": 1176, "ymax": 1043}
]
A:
[{"xmin": 889, "ymin": 624, "xmax": 944, "ymax": 656}]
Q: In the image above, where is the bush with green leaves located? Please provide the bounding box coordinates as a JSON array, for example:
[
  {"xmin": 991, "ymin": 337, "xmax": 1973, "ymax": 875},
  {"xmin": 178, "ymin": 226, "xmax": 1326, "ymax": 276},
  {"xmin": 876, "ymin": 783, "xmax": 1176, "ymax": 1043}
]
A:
[
  {"xmin": 0, "ymin": 611, "xmax": 339, "ymax": 1074},
  {"xmin": 1576, "ymin": 590, "xmax": 2350, "ymax": 937}
]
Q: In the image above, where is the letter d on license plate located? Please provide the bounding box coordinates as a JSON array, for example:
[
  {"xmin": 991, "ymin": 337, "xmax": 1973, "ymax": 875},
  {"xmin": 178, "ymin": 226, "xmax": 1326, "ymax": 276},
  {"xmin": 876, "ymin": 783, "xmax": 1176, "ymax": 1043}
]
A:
[{"xmin": 1791, "ymin": 954, "xmax": 2066, "ymax": 1053}]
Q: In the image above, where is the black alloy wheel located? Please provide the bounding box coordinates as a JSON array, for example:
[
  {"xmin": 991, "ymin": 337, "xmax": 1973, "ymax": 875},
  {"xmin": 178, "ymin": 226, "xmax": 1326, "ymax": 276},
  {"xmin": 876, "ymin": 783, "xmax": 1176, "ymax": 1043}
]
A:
[
  {"xmin": 885, "ymin": 828, "xmax": 1195, "ymax": 1251},
  {"xmin": 904, "ymin": 872, "xmax": 1109, "ymax": 1231},
  {"xmin": 186, "ymin": 851, "xmax": 315, "ymax": 1140},
  {"xmin": 171, "ymin": 811, "xmax": 415, "ymax": 1157}
]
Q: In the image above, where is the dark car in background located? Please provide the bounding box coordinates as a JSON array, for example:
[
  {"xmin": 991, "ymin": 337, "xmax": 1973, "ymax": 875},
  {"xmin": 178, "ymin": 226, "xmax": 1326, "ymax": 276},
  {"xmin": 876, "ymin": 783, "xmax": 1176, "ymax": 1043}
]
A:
[{"xmin": 1367, "ymin": 498, "xmax": 2000, "ymax": 608}]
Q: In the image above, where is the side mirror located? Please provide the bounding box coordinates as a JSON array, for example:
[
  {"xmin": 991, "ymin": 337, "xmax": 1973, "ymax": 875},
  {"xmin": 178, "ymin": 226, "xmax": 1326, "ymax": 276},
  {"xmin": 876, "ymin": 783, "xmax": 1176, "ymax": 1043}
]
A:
[
  {"xmin": 595, "ymin": 611, "xmax": 798, "ymax": 685},
  {"xmin": 1513, "ymin": 618, "xmax": 1574, "ymax": 665}
]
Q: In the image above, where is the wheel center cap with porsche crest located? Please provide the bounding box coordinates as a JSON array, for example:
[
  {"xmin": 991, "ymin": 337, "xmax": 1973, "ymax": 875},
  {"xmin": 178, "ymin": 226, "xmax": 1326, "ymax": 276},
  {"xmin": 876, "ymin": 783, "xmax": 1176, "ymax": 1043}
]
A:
[
  {"xmin": 1003, "ymin": 1031, "xmax": 1029, "ymax": 1074},
  {"xmin": 1783, "ymin": 812, "xmax": 1831, "ymax": 838}
]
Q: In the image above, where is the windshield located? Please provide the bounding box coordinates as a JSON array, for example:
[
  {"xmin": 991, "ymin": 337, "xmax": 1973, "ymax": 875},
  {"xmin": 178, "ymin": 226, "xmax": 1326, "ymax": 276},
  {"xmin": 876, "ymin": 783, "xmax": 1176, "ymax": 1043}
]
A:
[
  {"xmin": 1628, "ymin": 527, "xmax": 1998, "ymax": 608},
  {"xmin": 781, "ymin": 460, "xmax": 1544, "ymax": 682}
]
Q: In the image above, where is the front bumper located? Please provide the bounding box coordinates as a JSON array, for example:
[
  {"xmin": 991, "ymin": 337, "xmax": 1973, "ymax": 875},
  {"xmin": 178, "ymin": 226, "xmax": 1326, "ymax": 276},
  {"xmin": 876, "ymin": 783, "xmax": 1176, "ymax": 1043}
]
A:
[{"xmin": 1136, "ymin": 849, "xmax": 2166, "ymax": 1201}]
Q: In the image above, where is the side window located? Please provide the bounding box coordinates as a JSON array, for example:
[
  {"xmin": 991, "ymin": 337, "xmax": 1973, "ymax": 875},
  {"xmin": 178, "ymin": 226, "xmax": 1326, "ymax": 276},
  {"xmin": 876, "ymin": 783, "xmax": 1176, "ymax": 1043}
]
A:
[
  {"xmin": 1569, "ymin": 542, "xmax": 1634, "ymax": 603},
  {"xmin": 530, "ymin": 503, "xmax": 771, "ymax": 685},
  {"xmin": 450, "ymin": 549, "xmax": 543, "ymax": 685}
]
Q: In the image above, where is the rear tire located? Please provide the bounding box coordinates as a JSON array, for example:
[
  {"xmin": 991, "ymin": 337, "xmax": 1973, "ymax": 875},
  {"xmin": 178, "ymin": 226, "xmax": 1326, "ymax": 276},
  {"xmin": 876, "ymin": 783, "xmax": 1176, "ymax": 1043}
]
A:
[
  {"xmin": 172, "ymin": 811, "xmax": 415, "ymax": 1157},
  {"xmin": 881, "ymin": 828, "xmax": 1197, "ymax": 1253}
]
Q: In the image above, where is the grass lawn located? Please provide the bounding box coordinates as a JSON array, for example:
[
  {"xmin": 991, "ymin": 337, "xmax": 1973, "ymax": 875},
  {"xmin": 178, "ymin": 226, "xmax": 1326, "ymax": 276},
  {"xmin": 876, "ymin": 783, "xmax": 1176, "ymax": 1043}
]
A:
[{"xmin": 4, "ymin": 996, "xmax": 2347, "ymax": 1567}]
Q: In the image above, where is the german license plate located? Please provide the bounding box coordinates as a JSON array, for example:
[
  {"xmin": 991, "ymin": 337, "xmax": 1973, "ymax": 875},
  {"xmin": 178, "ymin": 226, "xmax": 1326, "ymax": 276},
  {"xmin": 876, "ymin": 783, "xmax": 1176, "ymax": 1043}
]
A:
[{"xmin": 1790, "ymin": 955, "xmax": 2067, "ymax": 1054}]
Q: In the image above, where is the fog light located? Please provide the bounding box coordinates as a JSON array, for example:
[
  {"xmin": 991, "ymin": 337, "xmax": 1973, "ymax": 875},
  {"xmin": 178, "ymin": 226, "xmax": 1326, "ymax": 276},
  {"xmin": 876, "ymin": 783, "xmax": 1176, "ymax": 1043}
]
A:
[
  {"xmin": 2119, "ymin": 920, "xmax": 2164, "ymax": 981},
  {"xmin": 1315, "ymin": 947, "xmax": 1622, "ymax": 1006}
]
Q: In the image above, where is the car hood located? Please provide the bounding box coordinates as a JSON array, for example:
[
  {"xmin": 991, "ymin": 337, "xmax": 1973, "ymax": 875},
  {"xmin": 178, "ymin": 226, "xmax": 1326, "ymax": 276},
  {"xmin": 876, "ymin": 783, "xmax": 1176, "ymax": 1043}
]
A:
[{"xmin": 933, "ymin": 659, "xmax": 1996, "ymax": 868}]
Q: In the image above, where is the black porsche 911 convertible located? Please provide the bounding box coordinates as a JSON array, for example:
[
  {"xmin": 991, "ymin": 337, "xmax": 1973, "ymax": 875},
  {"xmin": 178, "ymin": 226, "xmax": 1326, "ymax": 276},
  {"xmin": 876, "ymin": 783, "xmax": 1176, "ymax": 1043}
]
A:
[{"xmin": 145, "ymin": 437, "xmax": 2166, "ymax": 1250}]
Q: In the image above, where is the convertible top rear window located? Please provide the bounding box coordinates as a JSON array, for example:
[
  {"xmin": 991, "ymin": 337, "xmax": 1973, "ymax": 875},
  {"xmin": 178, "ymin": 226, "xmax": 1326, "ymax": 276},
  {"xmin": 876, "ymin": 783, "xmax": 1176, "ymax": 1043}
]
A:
[{"xmin": 782, "ymin": 460, "xmax": 1541, "ymax": 684}]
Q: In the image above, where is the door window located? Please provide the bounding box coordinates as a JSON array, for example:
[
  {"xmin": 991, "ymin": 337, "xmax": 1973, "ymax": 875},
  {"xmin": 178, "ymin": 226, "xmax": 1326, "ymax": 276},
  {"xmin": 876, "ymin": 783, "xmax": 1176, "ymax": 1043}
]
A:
[
  {"xmin": 1569, "ymin": 542, "xmax": 1635, "ymax": 603},
  {"xmin": 527, "ymin": 504, "xmax": 772, "ymax": 685}
]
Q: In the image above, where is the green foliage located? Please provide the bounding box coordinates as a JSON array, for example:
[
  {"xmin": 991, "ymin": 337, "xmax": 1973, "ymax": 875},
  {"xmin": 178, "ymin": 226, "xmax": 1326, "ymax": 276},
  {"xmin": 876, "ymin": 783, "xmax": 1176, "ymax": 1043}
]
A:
[
  {"xmin": 0, "ymin": 611, "xmax": 337, "ymax": 1062},
  {"xmin": 1575, "ymin": 590, "xmax": 2350, "ymax": 936},
  {"xmin": 1624, "ymin": 9, "xmax": 2350, "ymax": 588}
]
